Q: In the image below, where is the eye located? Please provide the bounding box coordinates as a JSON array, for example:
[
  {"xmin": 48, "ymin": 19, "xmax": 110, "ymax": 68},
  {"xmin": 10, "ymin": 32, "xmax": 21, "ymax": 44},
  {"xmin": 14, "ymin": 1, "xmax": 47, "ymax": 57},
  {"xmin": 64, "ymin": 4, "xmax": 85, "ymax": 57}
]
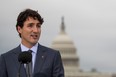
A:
[
  {"xmin": 28, "ymin": 23, "xmax": 33, "ymax": 27},
  {"xmin": 36, "ymin": 23, "xmax": 41, "ymax": 28}
]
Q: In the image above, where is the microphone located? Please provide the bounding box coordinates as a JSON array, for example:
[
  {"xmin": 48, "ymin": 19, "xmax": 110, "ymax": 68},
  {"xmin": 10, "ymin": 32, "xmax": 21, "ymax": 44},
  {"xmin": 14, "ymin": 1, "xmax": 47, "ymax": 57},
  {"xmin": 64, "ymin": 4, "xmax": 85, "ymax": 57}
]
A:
[
  {"xmin": 17, "ymin": 51, "xmax": 32, "ymax": 77},
  {"xmin": 18, "ymin": 51, "xmax": 32, "ymax": 64}
]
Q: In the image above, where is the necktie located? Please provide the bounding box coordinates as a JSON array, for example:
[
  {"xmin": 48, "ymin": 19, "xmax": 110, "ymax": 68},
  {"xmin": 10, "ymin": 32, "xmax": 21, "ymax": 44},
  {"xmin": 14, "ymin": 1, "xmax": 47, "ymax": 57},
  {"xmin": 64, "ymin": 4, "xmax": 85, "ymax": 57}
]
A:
[{"xmin": 26, "ymin": 50, "xmax": 33, "ymax": 77}]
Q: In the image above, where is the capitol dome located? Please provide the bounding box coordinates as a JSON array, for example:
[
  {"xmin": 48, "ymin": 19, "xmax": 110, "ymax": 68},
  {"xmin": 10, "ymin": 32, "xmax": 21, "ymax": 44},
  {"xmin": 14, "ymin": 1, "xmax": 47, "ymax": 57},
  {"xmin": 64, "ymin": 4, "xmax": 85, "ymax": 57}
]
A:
[
  {"xmin": 52, "ymin": 32, "xmax": 73, "ymax": 45},
  {"xmin": 51, "ymin": 17, "xmax": 80, "ymax": 77},
  {"xmin": 51, "ymin": 17, "xmax": 76, "ymax": 49}
]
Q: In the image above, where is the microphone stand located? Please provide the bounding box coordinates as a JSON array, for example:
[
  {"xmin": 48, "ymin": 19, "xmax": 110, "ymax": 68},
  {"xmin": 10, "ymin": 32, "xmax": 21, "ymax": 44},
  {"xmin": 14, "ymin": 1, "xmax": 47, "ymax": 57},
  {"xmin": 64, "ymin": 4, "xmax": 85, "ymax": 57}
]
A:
[
  {"xmin": 17, "ymin": 63, "xmax": 32, "ymax": 77},
  {"xmin": 26, "ymin": 63, "xmax": 32, "ymax": 77}
]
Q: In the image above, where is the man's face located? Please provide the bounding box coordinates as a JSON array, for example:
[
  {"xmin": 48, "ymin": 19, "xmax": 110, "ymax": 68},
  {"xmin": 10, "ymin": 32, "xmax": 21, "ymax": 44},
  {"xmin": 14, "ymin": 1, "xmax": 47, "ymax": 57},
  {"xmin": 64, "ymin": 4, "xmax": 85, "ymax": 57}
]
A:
[{"xmin": 17, "ymin": 17, "xmax": 41, "ymax": 47}]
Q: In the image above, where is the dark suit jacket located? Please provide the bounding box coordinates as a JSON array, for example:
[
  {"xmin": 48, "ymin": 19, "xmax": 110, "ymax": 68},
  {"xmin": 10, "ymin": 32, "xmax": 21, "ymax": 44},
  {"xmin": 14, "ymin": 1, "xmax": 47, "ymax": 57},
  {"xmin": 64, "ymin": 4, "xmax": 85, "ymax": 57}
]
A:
[{"xmin": 0, "ymin": 44, "xmax": 64, "ymax": 77}]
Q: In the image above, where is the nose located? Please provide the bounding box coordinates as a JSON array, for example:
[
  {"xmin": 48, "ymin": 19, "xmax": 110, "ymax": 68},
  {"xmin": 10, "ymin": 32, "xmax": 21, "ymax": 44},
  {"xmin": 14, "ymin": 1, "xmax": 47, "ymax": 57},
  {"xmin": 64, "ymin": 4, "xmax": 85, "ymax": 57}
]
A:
[{"xmin": 32, "ymin": 26, "xmax": 39, "ymax": 33}]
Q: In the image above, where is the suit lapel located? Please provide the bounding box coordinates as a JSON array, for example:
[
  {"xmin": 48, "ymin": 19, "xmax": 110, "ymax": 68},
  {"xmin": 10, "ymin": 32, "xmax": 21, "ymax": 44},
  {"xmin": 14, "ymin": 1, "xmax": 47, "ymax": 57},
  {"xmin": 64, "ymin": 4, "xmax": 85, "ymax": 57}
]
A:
[
  {"xmin": 12, "ymin": 45, "xmax": 27, "ymax": 77},
  {"xmin": 12, "ymin": 45, "xmax": 21, "ymax": 69},
  {"xmin": 33, "ymin": 44, "xmax": 47, "ymax": 74}
]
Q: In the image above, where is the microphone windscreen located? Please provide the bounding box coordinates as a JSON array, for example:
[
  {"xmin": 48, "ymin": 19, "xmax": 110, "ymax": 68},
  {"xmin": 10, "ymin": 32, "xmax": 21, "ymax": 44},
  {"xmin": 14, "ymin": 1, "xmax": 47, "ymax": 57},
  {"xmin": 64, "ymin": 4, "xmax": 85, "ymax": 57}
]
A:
[{"xmin": 18, "ymin": 51, "xmax": 32, "ymax": 64}]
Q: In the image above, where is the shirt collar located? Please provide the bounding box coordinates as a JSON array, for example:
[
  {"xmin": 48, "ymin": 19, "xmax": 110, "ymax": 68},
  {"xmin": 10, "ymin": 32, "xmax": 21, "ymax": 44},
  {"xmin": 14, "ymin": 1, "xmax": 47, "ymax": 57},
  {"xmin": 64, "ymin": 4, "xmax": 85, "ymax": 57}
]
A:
[{"xmin": 20, "ymin": 43, "xmax": 38, "ymax": 54}]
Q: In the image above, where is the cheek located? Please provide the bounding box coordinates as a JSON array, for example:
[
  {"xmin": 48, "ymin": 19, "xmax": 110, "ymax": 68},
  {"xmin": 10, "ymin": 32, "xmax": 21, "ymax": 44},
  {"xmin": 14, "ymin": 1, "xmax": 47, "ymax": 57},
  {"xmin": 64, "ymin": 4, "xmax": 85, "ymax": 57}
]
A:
[
  {"xmin": 21, "ymin": 29, "xmax": 30, "ymax": 37},
  {"xmin": 39, "ymin": 30, "xmax": 41, "ymax": 34},
  {"xmin": 39, "ymin": 28, "xmax": 41, "ymax": 33},
  {"xmin": 37, "ymin": 28, "xmax": 41, "ymax": 34},
  {"xmin": 39, "ymin": 30, "xmax": 41, "ymax": 35}
]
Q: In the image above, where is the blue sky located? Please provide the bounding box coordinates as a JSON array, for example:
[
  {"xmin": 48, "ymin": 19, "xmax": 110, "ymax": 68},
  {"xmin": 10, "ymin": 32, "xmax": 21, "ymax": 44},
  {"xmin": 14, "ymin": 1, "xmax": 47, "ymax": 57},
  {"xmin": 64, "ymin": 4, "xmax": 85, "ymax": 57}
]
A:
[{"xmin": 0, "ymin": 0, "xmax": 116, "ymax": 73}]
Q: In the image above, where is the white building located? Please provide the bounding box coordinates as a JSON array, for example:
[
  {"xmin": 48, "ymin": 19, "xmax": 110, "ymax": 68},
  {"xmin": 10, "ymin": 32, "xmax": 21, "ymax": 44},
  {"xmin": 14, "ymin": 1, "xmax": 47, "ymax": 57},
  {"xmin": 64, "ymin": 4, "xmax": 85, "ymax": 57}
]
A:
[{"xmin": 51, "ymin": 17, "xmax": 115, "ymax": 77}]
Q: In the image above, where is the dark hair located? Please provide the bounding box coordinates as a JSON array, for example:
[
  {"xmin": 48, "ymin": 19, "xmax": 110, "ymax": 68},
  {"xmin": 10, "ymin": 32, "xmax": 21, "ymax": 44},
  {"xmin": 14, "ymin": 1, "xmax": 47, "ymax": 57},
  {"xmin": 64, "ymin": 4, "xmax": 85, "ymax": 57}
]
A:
[{"xmin": 16, "ymin": 8, "xmax": 44, "ymax": 37}]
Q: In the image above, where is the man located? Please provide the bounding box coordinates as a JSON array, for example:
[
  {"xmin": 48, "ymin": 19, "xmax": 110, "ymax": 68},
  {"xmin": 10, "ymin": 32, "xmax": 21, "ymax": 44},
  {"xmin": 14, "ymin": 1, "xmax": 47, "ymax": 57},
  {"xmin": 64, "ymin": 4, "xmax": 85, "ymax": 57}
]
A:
[{"xmin": 0, "ymin": 9, "xmax": 64, "ymax": 77}]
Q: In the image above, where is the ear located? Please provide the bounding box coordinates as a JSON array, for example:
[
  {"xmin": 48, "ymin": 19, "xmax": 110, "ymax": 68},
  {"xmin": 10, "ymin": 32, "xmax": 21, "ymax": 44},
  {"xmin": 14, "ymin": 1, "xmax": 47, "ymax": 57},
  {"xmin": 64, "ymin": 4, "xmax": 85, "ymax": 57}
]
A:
[{"xmin": 17, "ymin": 26, "xmax": 22, "ymax": 34}]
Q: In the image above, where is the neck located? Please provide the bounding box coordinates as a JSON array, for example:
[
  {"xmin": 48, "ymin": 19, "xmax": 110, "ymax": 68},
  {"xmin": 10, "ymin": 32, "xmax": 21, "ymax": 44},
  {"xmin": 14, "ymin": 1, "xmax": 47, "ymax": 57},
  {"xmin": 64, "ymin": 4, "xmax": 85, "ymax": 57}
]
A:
[{"xmin": 21, "ymin": 42, "xmax": 37, "ymax": 48}]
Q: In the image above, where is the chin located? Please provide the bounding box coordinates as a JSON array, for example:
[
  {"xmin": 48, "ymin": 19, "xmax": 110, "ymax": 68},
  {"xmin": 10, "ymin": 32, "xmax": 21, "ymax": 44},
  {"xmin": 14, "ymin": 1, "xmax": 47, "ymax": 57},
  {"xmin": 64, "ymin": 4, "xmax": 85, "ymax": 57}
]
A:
[
  {"xmin": 30, "ymin": 39, "xmax": 39, "ymax": 44},
  {"xmin": 31, "ymin": 41, "xmax": 38, "ymax": 45}
]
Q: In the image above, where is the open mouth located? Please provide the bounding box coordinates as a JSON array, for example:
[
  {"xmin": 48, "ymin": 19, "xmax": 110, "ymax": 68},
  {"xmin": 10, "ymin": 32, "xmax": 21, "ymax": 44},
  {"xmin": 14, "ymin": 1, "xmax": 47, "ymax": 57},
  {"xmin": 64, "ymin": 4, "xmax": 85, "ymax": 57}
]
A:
[{"xmin": 31, "ymin": 35, "xmax": 38, "ymax": 39}]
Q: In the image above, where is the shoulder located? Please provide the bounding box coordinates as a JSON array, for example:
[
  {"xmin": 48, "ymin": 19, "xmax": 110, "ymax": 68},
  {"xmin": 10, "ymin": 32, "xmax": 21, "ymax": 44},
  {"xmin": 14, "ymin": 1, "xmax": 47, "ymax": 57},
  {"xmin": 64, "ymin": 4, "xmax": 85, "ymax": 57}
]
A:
[
  {"xmin": 0, "ymin": 45, "xmax": 21, "ymax": 57},
  {"xmin": 38, "ymin": 44, "xmax": 60, "ymax": 55}
]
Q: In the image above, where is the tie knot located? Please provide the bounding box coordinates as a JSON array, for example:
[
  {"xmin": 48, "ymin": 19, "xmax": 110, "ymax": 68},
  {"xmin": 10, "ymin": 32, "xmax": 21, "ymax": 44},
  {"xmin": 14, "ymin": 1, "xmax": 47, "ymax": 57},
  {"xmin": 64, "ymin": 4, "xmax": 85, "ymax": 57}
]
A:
[{"xmin": 28, "ymin": 50, "xmax": 33, "ymax": 53}]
